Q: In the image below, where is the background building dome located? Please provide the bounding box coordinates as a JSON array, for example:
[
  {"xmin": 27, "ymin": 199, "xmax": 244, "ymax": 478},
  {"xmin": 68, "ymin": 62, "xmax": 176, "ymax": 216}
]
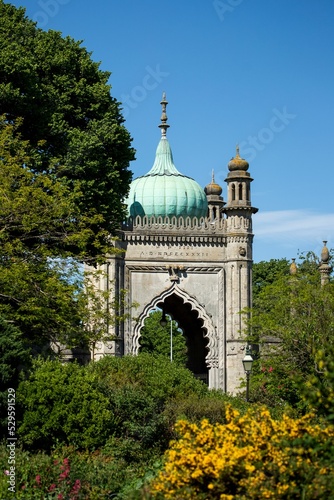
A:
[{"xmin": 125, "ymin": 94, "xmax": 208, "ymax": 219}]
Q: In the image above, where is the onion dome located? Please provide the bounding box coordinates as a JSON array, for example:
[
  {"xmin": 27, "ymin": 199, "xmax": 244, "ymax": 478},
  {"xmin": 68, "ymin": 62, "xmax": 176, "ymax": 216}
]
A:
[
  {"xmin": 228, "ymin": 145, "xmax": 249, "ymax": 172},
  {"xmin": 126, "ymin": 93, "xmax": 208, "ymax": 219},
  {"xmin": 204, "ymin": 170, "xmax": 223, "ymax": 196}
]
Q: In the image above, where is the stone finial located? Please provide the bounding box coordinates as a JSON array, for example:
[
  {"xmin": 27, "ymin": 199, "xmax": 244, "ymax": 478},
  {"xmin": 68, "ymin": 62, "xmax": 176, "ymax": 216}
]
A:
[
  {"xmin": 319, "ymin": 240, "xmax": 332, "ymax": 286},
  {"xmin": 321, "ymin": 241, "xmax": 329, "ymax": 263},
  {"xmin": 290, "ymin": 258, "xmax": 297, "ymax": 275},
  {"xmin": 158, "ymin": 92, "xmax": 170, "ymax": 137}
]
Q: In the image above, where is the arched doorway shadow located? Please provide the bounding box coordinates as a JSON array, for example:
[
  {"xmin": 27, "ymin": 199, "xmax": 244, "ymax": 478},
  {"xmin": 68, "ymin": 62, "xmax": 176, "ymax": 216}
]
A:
[{"xmin": 132, "ymin": 284, "xmax": 218, "ymax": 385}]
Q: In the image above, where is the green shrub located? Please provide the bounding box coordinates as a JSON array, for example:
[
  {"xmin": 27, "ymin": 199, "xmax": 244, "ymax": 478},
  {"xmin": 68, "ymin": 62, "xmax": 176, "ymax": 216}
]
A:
[
  {"xmin": 0, "ymin": 316, "xmax": 31, "ymax": 438},
  {"xmin": 90, "ymin": 352, "xmax": 208, "ymax": 403},
  {"xmin": 104, "ymin": 386, "xmax": 168, "ymax": 457},
  {"xmin": 0, "ymin": 443, "xmax": 137, "ymax": 499},
  {"xmin": 17, "ymin": 359, "xmax": 113, "ymax": 450},
  {"xmin": 149, "ymin": 406, "xmax": 334, "ymax": 499},
  {"xmin": 17, "ymin": 354, "xmax": 208, "ymax": 453},
  {"xmin": 91, "ymin": 353, "xmax": 210, "ymax": 455}
]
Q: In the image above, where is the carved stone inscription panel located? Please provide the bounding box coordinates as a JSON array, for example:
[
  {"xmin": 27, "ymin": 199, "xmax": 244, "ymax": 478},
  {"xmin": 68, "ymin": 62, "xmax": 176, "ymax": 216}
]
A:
[{"xmin": 125, "ymin": 242, "xmax": 225, "ymax": 262}]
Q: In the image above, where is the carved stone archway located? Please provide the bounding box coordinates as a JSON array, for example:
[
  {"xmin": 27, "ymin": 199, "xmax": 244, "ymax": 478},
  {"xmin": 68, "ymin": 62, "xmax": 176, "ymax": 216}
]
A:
[{"xmin": 132, "ymin": 283, "xmax": 220, "ymax": 388}]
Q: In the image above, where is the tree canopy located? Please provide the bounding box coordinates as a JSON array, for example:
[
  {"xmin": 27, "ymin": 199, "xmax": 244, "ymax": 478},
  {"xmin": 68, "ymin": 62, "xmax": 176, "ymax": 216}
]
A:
[
  {"xmin": 0, "ymin": 2, "xmax": 135, "ymax": 353},
  {"xmin": 0, "ymin": 0, "xmax": 135, "ymax": 262},
  {"xmin": 139, "ymin": 310, "xmax": 188, "ymax": 366},
  {"xmin": 252, "ymin": 258, "xmax": 290, "ymax": 304},
  {"xmin": 249, "ymin": 253, "xmax": 334, "ymax": 417}
]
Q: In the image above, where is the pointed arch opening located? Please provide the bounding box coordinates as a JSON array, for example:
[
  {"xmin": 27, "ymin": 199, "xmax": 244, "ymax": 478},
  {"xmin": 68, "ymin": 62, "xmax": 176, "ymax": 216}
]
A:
[
  {"xmin": 239, "ymin": 183, "xmax": 243, "ymax": 200},
  {"xmin": 231, "ymin": 183, "xmax": 236, "ymax": 201},
  {"xmin": 139, "ymin": 309, "xmax": 187, "ymax": 366},
  {"xmin": 132, "ymin": 285, "xmax": 218, "ymax": 385}
]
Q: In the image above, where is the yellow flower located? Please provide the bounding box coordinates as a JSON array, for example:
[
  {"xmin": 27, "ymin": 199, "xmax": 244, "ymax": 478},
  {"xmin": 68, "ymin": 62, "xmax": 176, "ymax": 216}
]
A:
[{"xmin": 149, "ymin": 404, "xmax": 334, "ymax": 499}]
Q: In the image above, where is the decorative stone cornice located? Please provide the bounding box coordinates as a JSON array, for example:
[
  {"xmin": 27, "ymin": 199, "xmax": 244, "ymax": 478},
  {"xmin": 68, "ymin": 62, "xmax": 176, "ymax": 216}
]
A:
[
  {"xmin": 226, "ymin": 235, "xmax": 253, "ymax": 244},
  {"xmin": 121, "ymin": 232, "xmax": 226, "ymax": 244},
  {"xmin": 126, "ymin": 265, "xmax": 167, "ymax": 272},
  {"xmin": 223, "ymin": 206, "xmax": 258, "ymax": 214},
  {"xmin": 126, "ymin": 265, "xmax": 223, "ymax": 273},
  {"xmin": 185, "ymin": 267, "xmax": 222, "ymax": 273},
  {"xmin": 122, "ymin": 215, "xmax": 226, "ymax": 232},
  {"xmin": 121, "ymin": 214, "xmax": 257, "ymax": 244}
]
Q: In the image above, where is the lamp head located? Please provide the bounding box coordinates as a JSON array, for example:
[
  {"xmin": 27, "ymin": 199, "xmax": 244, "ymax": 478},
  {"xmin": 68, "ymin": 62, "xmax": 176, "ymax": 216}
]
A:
[
  {"xmin": 242, "ymin": 345, "xmax": 253, "ymax": 374},
  {"xmin": 160, "ymin": 310, "xmax": 167, "ymax": 327}
]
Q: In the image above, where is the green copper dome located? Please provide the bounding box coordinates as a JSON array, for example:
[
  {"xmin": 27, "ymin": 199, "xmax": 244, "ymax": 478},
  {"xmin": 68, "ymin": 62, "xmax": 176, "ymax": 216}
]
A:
[{"xmin": 126, "ymin": 94, "xmax": 208, "ymax": 219}]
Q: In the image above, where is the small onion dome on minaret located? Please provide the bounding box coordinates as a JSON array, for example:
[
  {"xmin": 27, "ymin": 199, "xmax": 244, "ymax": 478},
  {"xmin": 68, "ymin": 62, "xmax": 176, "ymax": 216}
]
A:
[
  {"xmin": 319, "ymin": 241, "xmax": 332, "ymax": 286},
  {"xmin": 224, "ymin": 145, "xmax": 257, "ymax": 211},
  {"xmin": 290, "ymin": 258, "xmax": 297, "ymax": 275},
  {"xmin": 228, "ymin": 145, "xmax": 249, "ymax": 172},
  {"xmin": 205, "ymin": 170, "xmax": 224, "ymax": 221},
  {"xmin": 204, "ymin": 170, "xmax": 223, "ymax": 197}
]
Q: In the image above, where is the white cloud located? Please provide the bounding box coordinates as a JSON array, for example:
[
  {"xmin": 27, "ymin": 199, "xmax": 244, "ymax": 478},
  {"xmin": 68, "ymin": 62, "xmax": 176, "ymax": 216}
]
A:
[
  {"xmin": 252, "ymin": 210, "xmax": 334, "ymax": 260},
  {"xmin": 254, "ymin": 210, "xmax": 334, "ymax": 241}
]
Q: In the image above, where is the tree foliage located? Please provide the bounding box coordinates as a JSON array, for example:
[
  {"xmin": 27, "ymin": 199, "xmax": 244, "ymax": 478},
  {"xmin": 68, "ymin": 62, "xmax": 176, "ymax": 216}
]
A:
[
  {"xmin": 18, "ymin": 358, "xmax": 113, "ymax": 450},
  {"xmin": 139, "ymin": 310, "xmax": 188, "ymax": 366},
  {"xmin": 17, "ymin": 354, "xmax": 208, "ymax": 453},
  {"xmin": 0, "ymin": 119, "xmax": 84, "ymax": 347},
  {"xmin": 252, "ymin": 258, "xmax": 290, "ymax": 305},
  {"xmin": 249, "ymin": 253, "xmax": 334, "ymax": 415},
  {"xmin": 0, "ymin": 118, "xmax": 85, "ymax": 258},
  {"xmin": 0, "ymin": 316, "xmax": 31, "ymax": 438},
  {"xmin": 0, "ymin": 1, "xmax": 135, "ymax": 261},
  {"xmin": 0, "ymin": 2, "xmax": 135, "ymax": 351}
]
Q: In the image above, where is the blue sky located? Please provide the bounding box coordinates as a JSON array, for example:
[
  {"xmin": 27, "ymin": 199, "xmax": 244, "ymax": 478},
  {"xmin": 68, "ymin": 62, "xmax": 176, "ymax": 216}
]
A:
[{"xmin": 7, "ymin": 0, "xmax": 334, "ymax": 262}]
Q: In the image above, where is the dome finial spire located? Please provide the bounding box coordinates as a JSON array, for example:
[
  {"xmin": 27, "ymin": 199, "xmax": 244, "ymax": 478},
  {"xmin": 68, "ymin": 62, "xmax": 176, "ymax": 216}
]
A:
[{"xmin": 159, "ymin": 92, "xmax": 170, "ymax": 138}]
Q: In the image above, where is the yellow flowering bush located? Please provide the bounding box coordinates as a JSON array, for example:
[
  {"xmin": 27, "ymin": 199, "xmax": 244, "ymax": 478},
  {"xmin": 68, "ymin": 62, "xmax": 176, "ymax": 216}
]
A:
[{"xmin": 149, "ymin": 405, "xmax": 334, "ymax": 499}]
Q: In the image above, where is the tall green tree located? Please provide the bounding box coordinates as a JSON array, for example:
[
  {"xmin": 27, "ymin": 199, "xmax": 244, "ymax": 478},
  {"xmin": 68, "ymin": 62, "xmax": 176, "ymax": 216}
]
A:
[
  {"xmin": 0, "ymin": 118, "xmax": 85, "ymax": 258},
  {"xmin": 0, "ymin": 1, "xmax": 135, "ymax": 262},
  {"xmin": 0, "ymin": 2, "xmax": 135, "ymax": 350},
  {"xmin": 248, "ymin": 257, "xmax": 334, "ymax": 414},
  {"xmin": 252, "ymin": 258, "xmax": 290, "ymax": 305},
  {"xmin": 0, "ymin": 316, "xmax": 31, "ymax": 438},
  {"xmin": 0, "ymin": 118, "xmax": 83, "ymax": 346}
]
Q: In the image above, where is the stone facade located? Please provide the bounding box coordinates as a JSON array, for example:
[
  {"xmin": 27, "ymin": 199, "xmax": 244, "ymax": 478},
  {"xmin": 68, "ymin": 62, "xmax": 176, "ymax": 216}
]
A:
[
  {"xmin": 90, "ymin": 94, "xmax": 257, "ymax": 393},
  {"xmin": 93, "ymin": 159, "xmax": 257, "ymax": 393}
]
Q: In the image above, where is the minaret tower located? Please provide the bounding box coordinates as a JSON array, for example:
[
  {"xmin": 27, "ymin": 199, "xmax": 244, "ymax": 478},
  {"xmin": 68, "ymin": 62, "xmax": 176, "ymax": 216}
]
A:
[
  {"xmin": 222, "ymin": 146, "xmax": 257, "ymax": 391},
  {"xmin": 223, "ymin": 145, "xmax": 258, "ymax": 271},
  {"xmin": 204, "ymin": 170, "xmax": 225, "ymax": 221}
]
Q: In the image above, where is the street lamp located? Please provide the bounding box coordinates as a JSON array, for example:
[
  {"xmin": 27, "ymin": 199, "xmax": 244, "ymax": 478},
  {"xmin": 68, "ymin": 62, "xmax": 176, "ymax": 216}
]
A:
[
  {"xmin": 160, "ymin": 310, "xmax": 173, "ymax": 362},
  {"xmin": 242, "ymin": 344, "xmax": 253, "ymax": 402}
]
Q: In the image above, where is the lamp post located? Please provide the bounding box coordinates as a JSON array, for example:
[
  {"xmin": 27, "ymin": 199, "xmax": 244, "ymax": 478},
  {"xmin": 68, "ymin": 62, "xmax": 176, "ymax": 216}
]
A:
[
  {"xmin": 242, "ymin": 345, "xmax": 253, "ymax": 402},
  {"xmin": 160, "ymin": 310, "xmax": 173, "ymax": 362}
]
